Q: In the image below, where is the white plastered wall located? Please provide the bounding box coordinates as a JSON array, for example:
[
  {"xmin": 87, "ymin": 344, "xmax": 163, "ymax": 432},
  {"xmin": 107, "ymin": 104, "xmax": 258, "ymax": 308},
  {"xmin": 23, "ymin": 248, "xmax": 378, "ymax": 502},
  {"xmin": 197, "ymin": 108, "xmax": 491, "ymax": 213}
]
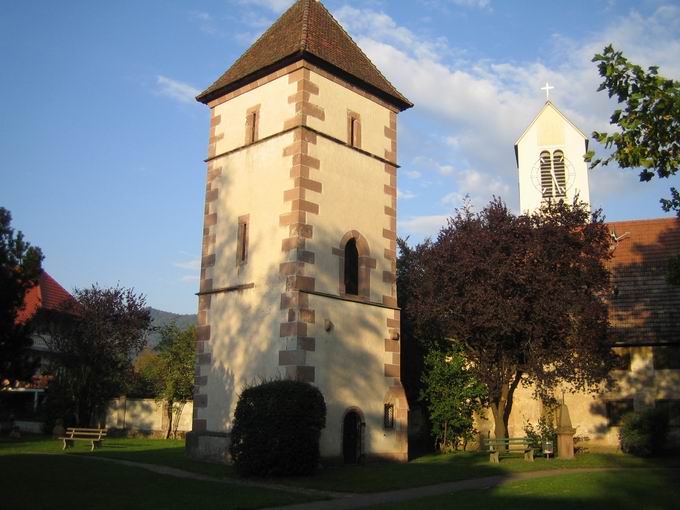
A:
[
  {"xmin": 307, "ymin": 70, "xmax": 393, "ymax": 161},
  {"xmin": 201, "ymin": 131, "xmax": 294, "ymax": 432},
  {"xmin": 310, "ymin": 296, "xmax": 400, "ymax": 457},
  {"xmin": 212, "ymin": 75, "xmax": 297, "ymax": 155},
  {"xmin": 306, "ymin": 136, "xmax": 392, "ymax": 301}
]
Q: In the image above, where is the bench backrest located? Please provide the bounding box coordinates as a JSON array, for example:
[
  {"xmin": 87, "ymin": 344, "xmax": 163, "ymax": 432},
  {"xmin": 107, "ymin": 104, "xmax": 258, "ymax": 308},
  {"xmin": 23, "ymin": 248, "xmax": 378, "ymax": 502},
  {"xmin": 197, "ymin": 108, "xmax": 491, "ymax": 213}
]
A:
[
  {"xmin": 484, "ymin": 437, "xmax": 535, "ymax": 450},
  {"xmin": 65, "ymin": 428, "xmax": 108, "ymax": 439}
]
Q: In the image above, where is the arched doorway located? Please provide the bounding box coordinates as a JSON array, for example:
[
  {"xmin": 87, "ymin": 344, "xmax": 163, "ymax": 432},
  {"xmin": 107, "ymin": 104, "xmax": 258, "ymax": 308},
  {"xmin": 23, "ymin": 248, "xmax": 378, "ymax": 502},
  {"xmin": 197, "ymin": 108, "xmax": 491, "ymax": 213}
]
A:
[{"xmin": 342, "ymin": 410, "xmax": 363, "ymax": 464}]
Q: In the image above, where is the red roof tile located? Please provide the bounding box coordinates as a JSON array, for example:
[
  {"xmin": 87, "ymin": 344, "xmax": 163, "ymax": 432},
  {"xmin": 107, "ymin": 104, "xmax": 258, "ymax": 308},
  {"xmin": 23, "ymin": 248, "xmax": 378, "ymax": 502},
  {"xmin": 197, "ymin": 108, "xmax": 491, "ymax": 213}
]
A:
[
  {"xmin": 607, "ymin": 217, "xmax": 680, "ymax": 346},
  {"xmin": 196, "ymin": 0, "xmax": 412, "ymax": 110},
  {"xmin": 16, "ymin": 271, "xmax": 75, "ymax": 324}
]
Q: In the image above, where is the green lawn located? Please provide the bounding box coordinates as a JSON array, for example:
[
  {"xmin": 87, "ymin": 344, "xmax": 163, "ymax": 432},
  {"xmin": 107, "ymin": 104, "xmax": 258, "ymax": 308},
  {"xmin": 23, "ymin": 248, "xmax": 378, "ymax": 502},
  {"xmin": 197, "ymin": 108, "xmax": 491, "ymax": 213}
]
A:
[
  {"xmin": 275, "ymin": 449, "xmax": 678, "ymax": 493},
  {"xmin": 365, "ymin": 469, "xmax": 680, "ymax": 510},
  {"xmin": 3, "ymin": 435, "xmax": 678, "ymax": 495},
  {"xmin": 0, "ymin": 454, "xmax": 315, "ymax": 510},
  {"xmin": 0, "ymin": 436, "xmax": 231, "ymax": 478}
]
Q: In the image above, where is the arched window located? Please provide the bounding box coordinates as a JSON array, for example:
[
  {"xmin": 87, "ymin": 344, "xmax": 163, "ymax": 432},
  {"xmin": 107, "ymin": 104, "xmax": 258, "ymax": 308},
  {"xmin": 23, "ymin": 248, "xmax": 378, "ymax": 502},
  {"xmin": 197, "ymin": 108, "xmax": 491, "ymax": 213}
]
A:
[
  {"xmin": 333, "ymin": 231, "xmax": 374, "ymax": 299},
  {"xmin": 552, "ymin": 150, "xmax": 566, "ymax": 198},
  {"xmin": 540, "ymin": 150, "xmax": 552, "ymax": 199},
  {"xmin": 344, "ymin": 239, "xmax": 359, "ymax": 295}
]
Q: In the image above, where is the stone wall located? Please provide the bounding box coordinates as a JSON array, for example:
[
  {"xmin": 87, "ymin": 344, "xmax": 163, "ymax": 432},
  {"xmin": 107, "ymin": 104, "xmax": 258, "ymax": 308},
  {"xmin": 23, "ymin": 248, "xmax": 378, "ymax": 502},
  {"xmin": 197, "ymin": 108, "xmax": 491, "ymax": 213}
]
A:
[{"xmin": 104, "ymin": 397, "xmax": 193, "ymax": 435}]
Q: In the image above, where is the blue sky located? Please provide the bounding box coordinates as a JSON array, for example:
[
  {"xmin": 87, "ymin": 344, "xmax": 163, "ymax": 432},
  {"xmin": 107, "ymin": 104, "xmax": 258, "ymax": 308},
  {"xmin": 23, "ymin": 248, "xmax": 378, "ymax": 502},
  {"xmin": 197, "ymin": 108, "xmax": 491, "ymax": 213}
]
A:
[{"xmin": 1, "ymin": 0, "xmax": 679, "ymax": 313}]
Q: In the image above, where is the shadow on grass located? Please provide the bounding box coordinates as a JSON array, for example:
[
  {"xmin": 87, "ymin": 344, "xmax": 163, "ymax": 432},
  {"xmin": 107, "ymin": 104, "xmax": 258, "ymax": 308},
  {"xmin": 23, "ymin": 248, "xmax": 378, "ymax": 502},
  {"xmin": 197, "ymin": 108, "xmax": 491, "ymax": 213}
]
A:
[{"xmin": 0, "ymin": 454, "xmax": 314, "ymax": 510}]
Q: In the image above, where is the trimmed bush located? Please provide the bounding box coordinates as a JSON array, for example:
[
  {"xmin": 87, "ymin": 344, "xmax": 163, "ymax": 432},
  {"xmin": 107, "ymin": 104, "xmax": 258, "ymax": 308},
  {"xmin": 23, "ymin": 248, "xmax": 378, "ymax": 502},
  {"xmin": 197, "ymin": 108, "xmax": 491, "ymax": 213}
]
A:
[
  {"xmin": 230, "ymin": 379, "xmax": 326, "ymax": 477},
  {"xmin": 619, "ymin": 407, "xmax": 669, "ymax": 457}
]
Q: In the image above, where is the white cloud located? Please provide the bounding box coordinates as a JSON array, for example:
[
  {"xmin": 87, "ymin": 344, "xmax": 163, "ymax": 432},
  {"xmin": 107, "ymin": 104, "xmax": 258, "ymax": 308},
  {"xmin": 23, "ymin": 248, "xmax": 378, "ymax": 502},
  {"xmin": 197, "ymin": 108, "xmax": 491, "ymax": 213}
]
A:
[
  {"xmin": 238, "ymin": 0, "xmax": 294, "ymax": 13},
  {"xmin": 411, "ymin": 156, "xmax": 457, "ymax": 176},
  {"xmin": 336, "ymin": 6, "xmax": 449, "ymax": 61},
  {"xmin": 449, "ymin": 0, "xmax": 491, "ymax": 8},
  {"xmin": 189, "ymin": 11, "xmax": 221, "ymax": 36},
  {"xmin": 399, "ymin": 214, "xmax": 449, "ymax": 238},
  {"xmin": 156, "ymin": 76, "xmax": 200, "ymax": 104},
  {"xmin": 397, "ymin": 188, "xmax": 417, "ymax": 200},
  {"xmin": 174, "ymin": 258, "xmax": 201, "ymax": 270},
  {"xmin": 406, "ymin": 170, "xmax": 422, "ymax": 179},
  {"xmin": 338, "ymin": 4, "xmax": 680, "ymax": 213}
]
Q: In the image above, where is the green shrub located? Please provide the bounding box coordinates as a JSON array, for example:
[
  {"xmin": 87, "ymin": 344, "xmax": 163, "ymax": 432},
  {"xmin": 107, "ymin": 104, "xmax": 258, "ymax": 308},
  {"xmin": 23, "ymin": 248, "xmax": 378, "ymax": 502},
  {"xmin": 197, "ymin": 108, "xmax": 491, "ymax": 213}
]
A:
[
  {"xmin": 229, "ymin": 379, "xmax": 326, "ymax": 477},
  {"xmin": 619, "ymin": 407, "xmax": 669, "ymax": 457},
  {"xmin": 523, "ymin": 416, "xmax": 557, "ymax": 454}
]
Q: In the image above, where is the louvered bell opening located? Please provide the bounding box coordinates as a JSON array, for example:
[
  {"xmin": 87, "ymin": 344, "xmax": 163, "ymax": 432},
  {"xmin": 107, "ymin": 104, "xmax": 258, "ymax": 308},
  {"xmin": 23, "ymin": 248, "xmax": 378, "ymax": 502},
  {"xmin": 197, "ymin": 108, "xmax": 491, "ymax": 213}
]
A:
[
  {"xmin": 540, "ymin": 151, "xmax": 552, "ymax": 199},
  {"xmin": 553, "ymin": 150, "xmax": 567, "ymax": 198}
]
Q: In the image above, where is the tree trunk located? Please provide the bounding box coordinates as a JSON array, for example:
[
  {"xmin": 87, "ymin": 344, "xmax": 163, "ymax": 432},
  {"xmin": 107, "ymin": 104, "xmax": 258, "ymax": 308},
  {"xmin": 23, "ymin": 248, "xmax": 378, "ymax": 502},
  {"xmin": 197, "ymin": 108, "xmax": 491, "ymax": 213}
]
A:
[
  {"xmin": 164, "ymin": 400, "xmax": 173, "ymax": 439},
  {"xmin": 172, "ymin": 402, "xmax": 186, "ymax": 439},
  {"xmin": 489, "ymin": 371, "xmax": 523, "ymax": 446}
]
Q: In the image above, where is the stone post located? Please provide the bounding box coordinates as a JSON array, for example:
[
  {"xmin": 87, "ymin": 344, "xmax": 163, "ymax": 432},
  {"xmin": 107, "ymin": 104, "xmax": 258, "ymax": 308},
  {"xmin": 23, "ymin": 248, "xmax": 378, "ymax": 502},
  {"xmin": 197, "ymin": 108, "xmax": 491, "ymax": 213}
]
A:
[{"xmin": 556, "ymin": 402, "xmax": 576, "ymax": 459}]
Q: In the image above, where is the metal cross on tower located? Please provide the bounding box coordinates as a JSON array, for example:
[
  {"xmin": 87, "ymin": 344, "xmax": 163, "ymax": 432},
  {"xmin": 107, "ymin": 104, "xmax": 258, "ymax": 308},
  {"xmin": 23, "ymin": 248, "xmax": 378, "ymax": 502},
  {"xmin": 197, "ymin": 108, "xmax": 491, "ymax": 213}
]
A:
[{"xmin": 541, "ymin": 81, "xmax": 554, "ymax": 100}]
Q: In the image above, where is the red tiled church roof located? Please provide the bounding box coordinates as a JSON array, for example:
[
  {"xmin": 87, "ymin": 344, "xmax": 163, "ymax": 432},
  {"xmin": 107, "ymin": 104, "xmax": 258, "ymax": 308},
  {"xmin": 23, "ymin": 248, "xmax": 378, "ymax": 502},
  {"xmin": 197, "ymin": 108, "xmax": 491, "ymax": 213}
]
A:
[
  {"xmin": 607, "ymin": 217, "xmax": 680, "ymax": 346},
  {"xmin": 16, "ymin": 271, "xmax": 74, "ymax": 324},
  {"xmin": 196, "ymin": 0, "xmax": 412, "ymax": 110}
]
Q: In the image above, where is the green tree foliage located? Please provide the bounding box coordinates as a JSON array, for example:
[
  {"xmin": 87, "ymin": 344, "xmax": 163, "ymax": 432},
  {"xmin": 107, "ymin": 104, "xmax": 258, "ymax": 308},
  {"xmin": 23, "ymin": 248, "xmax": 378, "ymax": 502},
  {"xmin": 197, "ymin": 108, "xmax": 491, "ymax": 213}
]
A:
[
  {"xmin": 403, "ymin": 198, "xmax": 614, "ymax": 440},
  {"xmin": 230, "ymin": 379, "xmax": 326, "ymax": 477},
  {"xmin": 586, "ymin": 46, "xmax": 680, "ymax": 285},
  {"xmin": 419, "ymin": 347, "xmax": 487, "ymax": 451},
  {"xmin": 0, "ymin": 207, "xmax": 43, "ymax": 385},
  {"xmin": 396, "ymin": 238, "xmax": 431, "ymax": 404},
  {"xmin": 586, "ymin": 45, "xmax": 679, "ymax": 214},
  {"xmin": 149, "ymin": 323, "xmax": 196, "ymax": 439},
  {"xmin": 40, "ymin": 285, "xmax": 151, "ymax": 426}
]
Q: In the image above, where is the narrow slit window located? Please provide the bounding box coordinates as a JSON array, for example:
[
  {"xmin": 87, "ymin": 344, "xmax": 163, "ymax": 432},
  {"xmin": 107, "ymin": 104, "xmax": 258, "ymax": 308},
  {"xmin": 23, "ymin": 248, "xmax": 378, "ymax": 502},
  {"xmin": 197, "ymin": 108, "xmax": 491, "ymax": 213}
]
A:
[
  {"xmin": 347, "ymin": 113, "xmax": 361, "ymax": 148},
  {"xmin": 245, "ymin": 108, "xmax": 259, "ymax": 145},
  {"xmin": 344, "ymin": 239, "xmax": 359, "ymax": 295},
  {"xmin": 249, "ymin": 112, "xmax": 257, "ymax": 144},
  {"xmin": 237, "ymin": 218, "xmax": 249, "ymax": 265},
  {"xmin": 384, "ymin": 404, "xmax": 395, "ymax": 429}
]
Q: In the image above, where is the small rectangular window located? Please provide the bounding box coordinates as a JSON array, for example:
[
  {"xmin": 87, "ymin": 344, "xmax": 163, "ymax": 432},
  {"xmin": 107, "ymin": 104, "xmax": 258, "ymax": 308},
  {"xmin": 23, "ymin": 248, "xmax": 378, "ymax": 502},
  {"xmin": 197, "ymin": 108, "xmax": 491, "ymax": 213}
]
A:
[
  {"xmin": 606, "ymin": 399, "xmax": 634, "ymax": 426},
  {"xmin": 236, "ymin": 216, "xmax": 249, "ymax": 265},
  {"xmin": 653, "ymin": 345, "xmax": 680, "ymax": 370},
  {"xmin": 383, "ymin": 403, "xmax": 394, "ymax": 429}
]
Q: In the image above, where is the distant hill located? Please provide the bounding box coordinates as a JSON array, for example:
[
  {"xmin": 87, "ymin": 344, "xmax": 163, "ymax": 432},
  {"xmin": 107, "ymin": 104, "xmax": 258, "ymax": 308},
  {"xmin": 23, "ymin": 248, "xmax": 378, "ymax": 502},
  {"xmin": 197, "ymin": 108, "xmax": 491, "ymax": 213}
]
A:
[{"xmin": 146, "ymin": 307, "xmax": 197, "ymax": 348}]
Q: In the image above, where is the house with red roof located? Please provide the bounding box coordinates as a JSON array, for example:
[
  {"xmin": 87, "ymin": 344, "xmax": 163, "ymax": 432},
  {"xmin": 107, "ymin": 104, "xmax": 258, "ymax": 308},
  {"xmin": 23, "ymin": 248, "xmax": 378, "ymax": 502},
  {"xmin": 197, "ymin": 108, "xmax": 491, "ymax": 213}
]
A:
[
  {"xmin": 13, "ymin": 270, "xmax": 75, "ymax": 379},
  {"xmin": 1, "ymin": 271, "xmax": 75, "ymax": 431}
]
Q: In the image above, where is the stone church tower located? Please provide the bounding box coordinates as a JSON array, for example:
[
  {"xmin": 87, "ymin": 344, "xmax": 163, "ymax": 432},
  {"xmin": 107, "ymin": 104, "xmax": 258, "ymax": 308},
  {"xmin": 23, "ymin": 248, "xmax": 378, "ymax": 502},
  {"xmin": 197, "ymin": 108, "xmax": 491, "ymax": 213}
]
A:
[
  {"xmin": 515, "ymin": 100, "xmax": 590, "ymax": 213},
  {"xmin": 187, "ymin": 0, "xmax": 413, "ymax": 463}
]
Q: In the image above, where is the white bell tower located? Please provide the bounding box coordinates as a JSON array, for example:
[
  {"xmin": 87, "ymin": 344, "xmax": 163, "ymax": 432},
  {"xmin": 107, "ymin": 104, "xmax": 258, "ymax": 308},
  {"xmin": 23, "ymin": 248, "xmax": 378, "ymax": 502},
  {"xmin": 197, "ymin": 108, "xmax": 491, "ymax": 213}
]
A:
[{"xmin": 515, "ymin": 93, "xmax": 591, "ymax": 214}]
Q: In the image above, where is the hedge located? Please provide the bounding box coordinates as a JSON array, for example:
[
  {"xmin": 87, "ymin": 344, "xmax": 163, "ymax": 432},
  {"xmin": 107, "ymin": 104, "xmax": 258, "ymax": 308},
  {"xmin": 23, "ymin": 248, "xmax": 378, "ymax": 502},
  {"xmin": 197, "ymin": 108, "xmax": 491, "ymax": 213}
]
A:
[
  {"xmin": 229, "ymin": 379, "xmax": 326, "ymax": 476},
  {"xmin": 619, "ymin": 407, "xmax": 669, "ymax": 457}
]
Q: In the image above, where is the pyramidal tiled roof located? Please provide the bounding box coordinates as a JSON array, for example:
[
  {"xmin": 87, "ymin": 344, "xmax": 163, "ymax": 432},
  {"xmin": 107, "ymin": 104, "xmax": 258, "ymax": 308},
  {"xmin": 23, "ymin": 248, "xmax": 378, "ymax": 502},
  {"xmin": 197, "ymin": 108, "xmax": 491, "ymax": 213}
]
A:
[{"xmin": 196, "ymin": 0, "xmax": 412, "ymax": 110}]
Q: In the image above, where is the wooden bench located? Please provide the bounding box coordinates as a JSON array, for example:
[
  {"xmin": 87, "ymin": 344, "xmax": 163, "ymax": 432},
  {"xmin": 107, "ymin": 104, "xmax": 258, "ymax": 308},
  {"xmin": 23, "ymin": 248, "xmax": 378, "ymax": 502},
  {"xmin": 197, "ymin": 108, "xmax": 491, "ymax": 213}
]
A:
[
  {"xmin": 483, "ymin": 437, "xmax": 536, "ymax": 463},
  {"xmin": 59, "ymin": 427, "xmax": 107, "ymax": 451}
]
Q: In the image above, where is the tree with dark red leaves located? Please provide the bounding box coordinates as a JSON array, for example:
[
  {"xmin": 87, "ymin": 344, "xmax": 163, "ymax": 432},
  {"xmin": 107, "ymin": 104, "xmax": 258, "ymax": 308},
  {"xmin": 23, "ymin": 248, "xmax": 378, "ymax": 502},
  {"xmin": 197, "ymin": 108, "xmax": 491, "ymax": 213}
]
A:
[{"xmin": 402, "ymin": 198, "xmax": 615, "ymax": 440}]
